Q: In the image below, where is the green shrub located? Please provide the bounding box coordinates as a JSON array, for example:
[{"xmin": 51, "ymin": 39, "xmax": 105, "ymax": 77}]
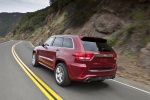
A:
[
  {"xmin": 107, "ymin": 38, "xmax": 117, "ymax": 46},
  {"xmin": 51, "ymin": 0, "xmax": 72, "ymax": 10},
  {"xmin": 13, "ymin": 7, "xmax": 50, "ymax": 35},
  {"xmin": 133, "ymin": 11, "xmax": 148, "ymax": 21},
  {"xmin": 72, "ymin": 0, "xmax": 100, "ymax": 26},
  {"xmin": 124, "ymin": 48, "xmax": 137, "ymax": 59},
  {"xmin": 124, "ymin": 24, "xmax": 135, "ymax": 37}
]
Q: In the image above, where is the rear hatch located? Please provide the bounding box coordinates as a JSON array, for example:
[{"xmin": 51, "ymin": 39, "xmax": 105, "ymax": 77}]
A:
[{"xmin": 81, "ymin": 37, "xmax": 117, "ymax": 71}]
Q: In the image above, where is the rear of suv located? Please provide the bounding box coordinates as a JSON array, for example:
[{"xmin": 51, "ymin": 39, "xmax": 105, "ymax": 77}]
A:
[{"xmin": 32, "ymin": 35, "xmax": 117, "ymax": 86}]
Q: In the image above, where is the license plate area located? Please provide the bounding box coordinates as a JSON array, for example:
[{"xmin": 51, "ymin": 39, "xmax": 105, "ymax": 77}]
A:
[
  {"xmin": 100, "ymin": 58, "xmax": 108, "ymax": 62},
  {"xmin": 94, "ymin": 54, "xmax": 114, "ymax": 57}
]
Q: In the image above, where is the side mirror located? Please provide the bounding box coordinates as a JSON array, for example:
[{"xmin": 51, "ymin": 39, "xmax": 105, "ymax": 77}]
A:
[
  {"xmin": 39, "ymin": 42, "xmax": 44, "ymax": 46},
  {"xmin": 42, "ymin": 44, "xmax": 45, "ymax": 47}
]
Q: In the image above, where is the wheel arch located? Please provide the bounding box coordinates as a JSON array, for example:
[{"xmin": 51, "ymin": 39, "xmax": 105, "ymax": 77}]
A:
[
  {"xmin": 32, "ymin": 49, "xmax": 39, "ymax": 62},
  {"xmin": 55, "ymin": 59, "xmax": 71, "ymax": 86},
  {"xmin": 55, "ymin": 59, "xmax": 67, "ymax": 69},
  {"xmin": 32, "ymin": 50, "xmax": 36, "ymax": 54}
]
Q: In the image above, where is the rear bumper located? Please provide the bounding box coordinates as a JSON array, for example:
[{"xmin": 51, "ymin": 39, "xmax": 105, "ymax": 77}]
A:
[
  {"xmin": 68, "ymin": 63, "xmax": 117, "ymax": 81},
  {"xmin": 84, "ymin": 75, "xmax": 115, "ymax": 82}
]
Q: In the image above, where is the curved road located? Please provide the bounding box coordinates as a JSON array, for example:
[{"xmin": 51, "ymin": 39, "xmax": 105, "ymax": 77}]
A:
[{"xmin": 0, "ymin": 40, "xmax": 150, "ymax": 100}]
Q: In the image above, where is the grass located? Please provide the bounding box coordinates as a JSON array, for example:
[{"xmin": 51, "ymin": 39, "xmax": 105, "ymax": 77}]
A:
[
  {"xmin": 132, "ymin": 10, "xmax": 148, "ymax": 21},
  {"xmin": 124, "ymin": 48, "xmax": 138, "ymax": 59},
  {"xmin": 51, "ymin": 12, "xmax": 67, "ymax": 27},
  {"xmin": 56, "ymin": 27, "xmax": 66, "ymax": 35},
  {"xmin": 144, "ymin": 38, "xmax": 150, "ymax": 44},
  {"xmin": 107, "ymin": 38, "xmax": 117, "ymax": 46}
]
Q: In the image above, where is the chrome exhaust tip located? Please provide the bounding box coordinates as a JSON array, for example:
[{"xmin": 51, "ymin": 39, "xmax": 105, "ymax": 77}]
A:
[{"xmin": 84, "ymin": 78, "xmax": 91, "ymax": 83}]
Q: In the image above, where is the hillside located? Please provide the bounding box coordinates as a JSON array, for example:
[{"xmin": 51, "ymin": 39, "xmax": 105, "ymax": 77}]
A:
[
  {"xmin": 10, "ymin": 0, "xmax": 150, "ymax": 85},
  {"xmin": 0, "ymin": 13, "xmax": 23, "ymax": 37}
]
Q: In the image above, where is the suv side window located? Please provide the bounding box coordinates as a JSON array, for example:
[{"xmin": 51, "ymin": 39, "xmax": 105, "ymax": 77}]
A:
[
  {"xmin": 44, "ymin": 37, "xmax": 55, "ymax": 46},
  {"xmin": 52, "ymin": 37, "xmax": 63, "ymax": 47},
  {"xmin": 63, "ymin": 38, "xmax": 73, "ymax": 48}
]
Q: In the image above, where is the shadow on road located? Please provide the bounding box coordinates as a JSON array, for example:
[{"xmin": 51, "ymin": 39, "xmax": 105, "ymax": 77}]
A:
[
  {"xmin": 65, "ymin": 81, "xmax": 109, "ymax": 92},
  {"xmin": 36, "ymin": 65, "xmax": 109, "ymax": 90}
]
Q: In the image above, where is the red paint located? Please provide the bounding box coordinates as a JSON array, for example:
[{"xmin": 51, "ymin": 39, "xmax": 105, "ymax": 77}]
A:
[{"xmin": 33, "ymin": 35, "xmax": 117, "ymax": 82}]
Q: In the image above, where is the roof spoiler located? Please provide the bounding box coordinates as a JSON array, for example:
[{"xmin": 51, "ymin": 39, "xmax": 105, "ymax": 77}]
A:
[{"xmin": 80, "ymin": 36, "xmax": 107, "ymax": 43}]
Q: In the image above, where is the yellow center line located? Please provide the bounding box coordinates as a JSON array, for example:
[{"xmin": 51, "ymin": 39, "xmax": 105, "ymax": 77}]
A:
[{"xmin": 12, "ymin": 41, "xmax": 63, "ymax": 100}]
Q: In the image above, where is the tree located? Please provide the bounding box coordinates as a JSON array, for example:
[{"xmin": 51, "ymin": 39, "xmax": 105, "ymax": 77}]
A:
[{"xmin": 50, "ymin": 0, "xmax": 73, "ymax": 9}]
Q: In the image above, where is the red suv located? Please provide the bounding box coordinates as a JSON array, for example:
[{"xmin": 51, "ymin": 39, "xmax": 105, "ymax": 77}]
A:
[{"xmin": 32, "ymin": 35, "xmax": 117, "ymax": 86}]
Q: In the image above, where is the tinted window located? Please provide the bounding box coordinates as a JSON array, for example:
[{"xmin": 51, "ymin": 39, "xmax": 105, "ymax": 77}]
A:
[
  {"xmin": 52, "ymin": 37, "xmax": 63, "ymax": 47},
  {"xmin": 44, "ymin": 37, "xmax": 54, "ymax": 46},
  {"xmin": 63, "ymin": 38, "xmax": 73, "ymax": 48},
  {"xmin": 82, "ymin": 39, "xmax": 113, "ymax": 52}
]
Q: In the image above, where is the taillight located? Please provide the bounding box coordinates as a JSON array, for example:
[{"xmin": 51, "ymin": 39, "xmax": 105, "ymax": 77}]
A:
[
  {"xmin": 113, "ymin": 53, "xmax": 117, "ymax": 60},
  {"xmin": 73, "ymin": 52, "xmax": 94, "ymax": 60}
]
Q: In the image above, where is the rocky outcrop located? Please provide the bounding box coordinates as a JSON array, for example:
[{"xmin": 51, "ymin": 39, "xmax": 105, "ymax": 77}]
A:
[
  {"xmin": 94, "ymin": 13, "xmax": 123, "ymax": 34},
  {"xmin": 138, "ymin": 43, "xmax": 150, "ymax": 69}
]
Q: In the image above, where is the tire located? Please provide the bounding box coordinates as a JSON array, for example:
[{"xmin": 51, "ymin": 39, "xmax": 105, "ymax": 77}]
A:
[
  {"xmin": 55, "ymin": 63, "xmax": 71, "ymax": 86},
  {"xmin": 32, "ymin": 52, "xmax": 40, "ymax": 67}
]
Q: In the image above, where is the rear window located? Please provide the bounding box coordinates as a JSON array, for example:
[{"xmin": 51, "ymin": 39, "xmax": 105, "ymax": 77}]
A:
[{"xmin": 81, "ymin": 38, "xmax": 113, "ymax": 52}]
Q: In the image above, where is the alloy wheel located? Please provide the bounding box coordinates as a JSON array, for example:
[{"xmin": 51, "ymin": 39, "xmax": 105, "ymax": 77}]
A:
[{"xmin": 55, "ymin": 66, "xmax": 64, "ymax": 84}]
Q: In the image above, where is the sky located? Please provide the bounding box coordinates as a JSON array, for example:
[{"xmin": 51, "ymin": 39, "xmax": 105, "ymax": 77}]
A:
[{"xmin": 0, "ymin": 0, "xmax": 50, "ymax": 13}]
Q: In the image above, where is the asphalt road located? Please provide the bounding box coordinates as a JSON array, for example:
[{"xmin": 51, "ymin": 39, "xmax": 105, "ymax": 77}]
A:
[{"xmin": 0, "ymin": 40, "xmax": 150, "ymax": 100}]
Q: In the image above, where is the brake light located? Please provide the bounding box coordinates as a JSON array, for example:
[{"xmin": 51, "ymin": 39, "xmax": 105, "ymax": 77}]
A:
[
  {"xmin": 73, "ymin": 52, "xmax": 94, "ymax": 60},
  {"xmin": 113, "ymin": 53, "xmax": 117, "ymax": 60}
]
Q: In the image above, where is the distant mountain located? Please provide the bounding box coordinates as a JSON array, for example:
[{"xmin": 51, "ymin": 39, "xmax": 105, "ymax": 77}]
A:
[{"xmin": 0, "ymin": 13, "xmax": 23, "ymax": 37}]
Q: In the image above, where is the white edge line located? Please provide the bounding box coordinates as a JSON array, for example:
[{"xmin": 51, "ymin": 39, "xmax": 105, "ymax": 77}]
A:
[
  {"xmin": 111, "ymin": 79, "xmax": 150, "ymax": 95},
  {"xmin": 0, "ymin": 40, "xmax": 13, "ymax": 44},
  {"xmin": 29, "ymin": 41, "xmax": 35, "ymax": 47}
]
